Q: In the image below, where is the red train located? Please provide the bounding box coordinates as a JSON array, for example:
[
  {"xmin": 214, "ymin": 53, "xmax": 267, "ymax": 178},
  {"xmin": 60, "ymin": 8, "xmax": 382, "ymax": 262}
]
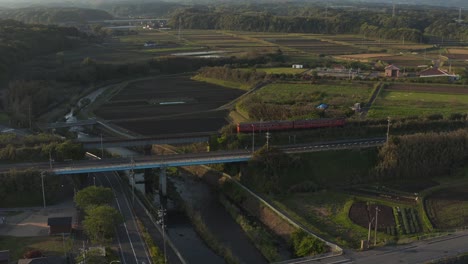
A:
[{"xmin": 236, "ymin": 118, "xmax": 345, "ymax": 133}]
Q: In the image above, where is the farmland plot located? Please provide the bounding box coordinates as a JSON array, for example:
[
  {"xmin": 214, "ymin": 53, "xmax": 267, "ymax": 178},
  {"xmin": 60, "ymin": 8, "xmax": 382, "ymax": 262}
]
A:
[
  {"xmin": 425, "ymin": 186, "xmax": 468, "ymax": 229},
  {"xmin": 95, "ymin": 76, "xmax": 244, "ymax": 135},
  {"xmin": 368, "ymin": 89, "xmax": 468, "ymax": 118},
  {"xmin": 264, "ymin": 37, "xmax": 364, "ymax": 55},
  {"xmin": 348, "ymin": 202, "xmax": 396, "ymax": 235}
]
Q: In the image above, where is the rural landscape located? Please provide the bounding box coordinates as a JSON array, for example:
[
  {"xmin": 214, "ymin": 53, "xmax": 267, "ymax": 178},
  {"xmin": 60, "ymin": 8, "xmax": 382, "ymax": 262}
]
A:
[{"xmin": 0, "ymin": 0, "xmax": 467, "ymax": 264}]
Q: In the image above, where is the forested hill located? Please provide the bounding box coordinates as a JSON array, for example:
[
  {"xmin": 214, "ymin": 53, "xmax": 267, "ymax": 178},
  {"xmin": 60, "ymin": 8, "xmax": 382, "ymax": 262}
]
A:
[
  {"xmin": 0, "ymin": 19, "xmax": 88, "ymax": 76},
  {"xmin": 0, "ymin": 7, "xmax": 113, "ymax": 24}
]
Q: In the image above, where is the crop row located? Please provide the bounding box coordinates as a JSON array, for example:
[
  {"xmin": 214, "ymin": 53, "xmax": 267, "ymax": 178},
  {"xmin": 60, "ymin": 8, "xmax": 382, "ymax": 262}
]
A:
[{"xmin": 394, "ymin": 207, "xmax": 421, "ymax": 235}]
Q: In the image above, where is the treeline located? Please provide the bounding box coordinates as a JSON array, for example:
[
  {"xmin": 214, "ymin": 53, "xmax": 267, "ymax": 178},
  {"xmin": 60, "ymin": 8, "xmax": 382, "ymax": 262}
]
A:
[
  {"xmin": 0, "ymin": 133, "xmax": 84, "ymax": 162},
  {"xmin": 0, "ymin": 170, "xmax": 60, "ymax": 206},
  {"xmin": 0, "ymin": 19, "xmax": 89, "ymax": 77},
  {"xmin": 376, "ymin": 129, "xmax": 468, "ymax": 180},
  {"xmin": 169, "ymin": 6, "xmax": 468, "ymax": 42},
  {"xmin": 360, "ymin": 23, "xmax": 423, "ymax": 43},
  {"xmin": 197, "ymin": 66, "xmax": 267, "ymax": 86},
  {"xmin": 0, "ymin": 7, "xmax": 113, "ymax": 24}
]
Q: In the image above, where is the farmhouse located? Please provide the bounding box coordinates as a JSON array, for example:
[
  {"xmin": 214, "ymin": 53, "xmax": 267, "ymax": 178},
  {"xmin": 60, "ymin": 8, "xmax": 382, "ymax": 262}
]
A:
[
  {"xmin": 419, "ymin": 67, "xmax": 458, "ymax": 79},
  {"xmin": 292, "ymin": 64, "xmax": 303, "ymax": 69},
  {"xmin": 384, "ymin": 64, "xmax": 400, "ymax": 77},
  {"xmin": 47, "ymin": 217, "xmax": 72, "ymax": 235}
]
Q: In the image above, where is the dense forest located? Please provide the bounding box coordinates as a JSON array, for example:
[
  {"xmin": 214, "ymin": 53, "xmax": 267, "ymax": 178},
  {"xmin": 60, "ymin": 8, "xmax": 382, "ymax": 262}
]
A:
[
  {"xmin": 168, "ymin": 5, "xmax": 467, "ymax": 42},
  {"xmin": 0, "ymin": 19, "xmax": 89, "ymax": 76},
  {"xmin": 376, "ymin": 129, "xmax": 468, "ymax": 181}
]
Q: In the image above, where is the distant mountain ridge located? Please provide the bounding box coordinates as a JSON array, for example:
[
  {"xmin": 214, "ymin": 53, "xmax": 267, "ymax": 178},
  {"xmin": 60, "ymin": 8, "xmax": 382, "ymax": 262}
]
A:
[{"xmin": 0, "ymin": 7, "xmax": 114, "ymax": 24}]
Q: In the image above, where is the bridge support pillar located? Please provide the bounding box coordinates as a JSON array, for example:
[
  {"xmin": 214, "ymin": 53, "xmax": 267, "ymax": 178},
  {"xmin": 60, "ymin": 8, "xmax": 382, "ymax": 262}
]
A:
[
  {"xmin": 159, "ymin": 166, "xmax": 167, "ymax": 197},
  {"xmin": 144, "ymin": 145, "xmax": 153, "ymax": 194}
]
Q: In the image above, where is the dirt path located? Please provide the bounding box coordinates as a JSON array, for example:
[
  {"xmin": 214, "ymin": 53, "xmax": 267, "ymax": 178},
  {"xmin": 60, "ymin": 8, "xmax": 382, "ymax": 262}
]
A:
[{"xmin": 360, "ymin": 82, "xmax": 383, "ymax": 118}]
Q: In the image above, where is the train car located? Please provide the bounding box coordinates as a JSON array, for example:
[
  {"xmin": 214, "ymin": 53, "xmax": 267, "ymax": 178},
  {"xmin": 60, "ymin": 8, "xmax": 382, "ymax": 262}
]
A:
[
  {"xmin": 237, "ymin": 120, "xmax": 294, "ymax": 133},
  {"xmin": 293, "ymin": 118, "xmax": 345, "ymax": 129}
]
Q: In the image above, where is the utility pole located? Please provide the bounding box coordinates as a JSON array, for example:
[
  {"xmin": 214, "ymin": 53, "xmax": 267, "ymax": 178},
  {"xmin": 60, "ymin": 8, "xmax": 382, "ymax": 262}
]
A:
[
  {"xmin": 178, "ymin": 17, "xmax": 182, "ymax": 40},
  {"xmin": 157, "ymin": 207, "xmax": 168, "ymax": 264},
  {"xmin": 367, "ymin": 216, "xmax": 375, "ymax": 248},
  {"xmin": 386, "ymin": 117, "xmax": 391, "ymax": 142},
  {"xmin": 41, "ymin": 171, "xmax": 46, "ymax": 209},
  {"xmin": 251, "ymin": 124, "xmax": 255, "ymax": 153},
  {"xmin": 392, "ymin": 3, "xmax": 395, "ymax": 17},
  {"xmin": 100, "ymin": 133, "xmax": 104, "ymax": 159},
  {"xmin": 374, "ymin": 206, "xmax": 379, "ymax": 246},
  {"xmin": 266, "ymin": 131, "xmax": 271, "ymax": 150},
  {"xmin": 49, "ymin": 150, "xmax": 53, "ymax": 169}
]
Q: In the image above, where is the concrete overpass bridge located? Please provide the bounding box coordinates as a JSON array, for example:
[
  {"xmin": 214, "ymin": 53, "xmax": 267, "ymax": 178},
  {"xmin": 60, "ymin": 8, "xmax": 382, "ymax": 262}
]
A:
[{"xmin": 0, "ymin": 137, "xmax": 385, "ymax": 176}]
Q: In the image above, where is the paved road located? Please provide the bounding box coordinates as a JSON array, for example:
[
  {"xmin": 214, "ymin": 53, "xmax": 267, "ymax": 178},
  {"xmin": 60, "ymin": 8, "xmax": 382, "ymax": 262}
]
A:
[
  {"xmin": 95, "ymin": 172, "xmax": 152, "ymax": 264},
  {"xmin": 301, "ymin": 232, "xmax": 468, "ymax": 264}
]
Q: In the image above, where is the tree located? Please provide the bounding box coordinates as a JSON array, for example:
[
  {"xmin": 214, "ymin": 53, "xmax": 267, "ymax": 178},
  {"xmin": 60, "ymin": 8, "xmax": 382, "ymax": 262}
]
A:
[
  {"xmin": 83, "ymin": 205, "xmax": 123, "ymax": 244},
  {"xmin": 74, "ymin": 186, "xmax": 113, "ymax": 211}
]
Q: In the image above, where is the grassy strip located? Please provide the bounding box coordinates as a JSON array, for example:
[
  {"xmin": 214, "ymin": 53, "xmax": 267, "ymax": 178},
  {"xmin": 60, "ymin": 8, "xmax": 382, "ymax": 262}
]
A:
[
  {"xmin": 135, "ymin": 218, "xmax": 166, "ymax": 264},
  {"xmin": 188, "ymin": 208, "xmax": 240, "ymax": 264},
  {"xmin": 192, "ymin": 75, "xmax": 251, "ymax": 90},
  {"xmin": 219, "ymin": 195, "xmax": 282, "ymax": 262}
]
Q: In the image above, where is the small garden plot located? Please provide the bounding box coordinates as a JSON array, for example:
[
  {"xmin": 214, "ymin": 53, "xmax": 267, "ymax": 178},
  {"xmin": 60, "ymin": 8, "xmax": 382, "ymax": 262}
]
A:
[
  {"xmin": 393, "ymin": 207, "xmax": 421, "ymax": 235},
  {"xmin": 348, "ymin": 202, "xmax": 396, "ymax": 235},
  {"xmin": 425, "ymin": 186, "xmax": 468, "ymax": 229},
  {"xmin": 368, "ymin": 90, "xmax": 468, "ymax": 118}
]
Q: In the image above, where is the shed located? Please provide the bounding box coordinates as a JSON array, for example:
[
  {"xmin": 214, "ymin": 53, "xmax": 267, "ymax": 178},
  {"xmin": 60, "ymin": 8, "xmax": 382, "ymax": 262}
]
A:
[
  {"xmin": 47, "ymin": 217, "xmax": 72, "ymax": 235},
  {"xmin": 0, "ymin": 250, "xmax": 9, "ymax": 264},
  {"xmin": 385, "ymin": 64, "xmax": 400, "ymax": 77}
]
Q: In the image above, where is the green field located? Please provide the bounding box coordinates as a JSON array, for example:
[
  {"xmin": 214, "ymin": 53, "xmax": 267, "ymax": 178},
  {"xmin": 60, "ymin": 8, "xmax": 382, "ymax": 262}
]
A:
[
  {"xmin": 368, "ymin": 90, "xmax": 468, "ymax": 118},
  {"xmin": 256, "ymin": 67, "xmax": 308, "ymax": 74},
  {"xmin": 0, "ymin": 236, "xmax": 71, "ymax": 260},
  {"xmin": 254, "ymin": 81, "xmax": 373, "ymax": 105},
  {"xmin": 192, "ymin": 75, "xmax": 252, "ymax": 90}
]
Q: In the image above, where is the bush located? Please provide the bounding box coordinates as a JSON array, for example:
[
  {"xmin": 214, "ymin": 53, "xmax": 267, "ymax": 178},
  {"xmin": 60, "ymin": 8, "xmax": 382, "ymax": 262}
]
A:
[{"xmin": 290, "ymin": 230, "xmax": 327, "ymax": 257}]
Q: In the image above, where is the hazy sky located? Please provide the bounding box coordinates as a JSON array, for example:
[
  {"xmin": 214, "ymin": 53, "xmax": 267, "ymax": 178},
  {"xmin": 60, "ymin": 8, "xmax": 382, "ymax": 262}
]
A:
[{"xmin": 0, "ymin": 0, "xmax": 466, "ymax": 9}]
